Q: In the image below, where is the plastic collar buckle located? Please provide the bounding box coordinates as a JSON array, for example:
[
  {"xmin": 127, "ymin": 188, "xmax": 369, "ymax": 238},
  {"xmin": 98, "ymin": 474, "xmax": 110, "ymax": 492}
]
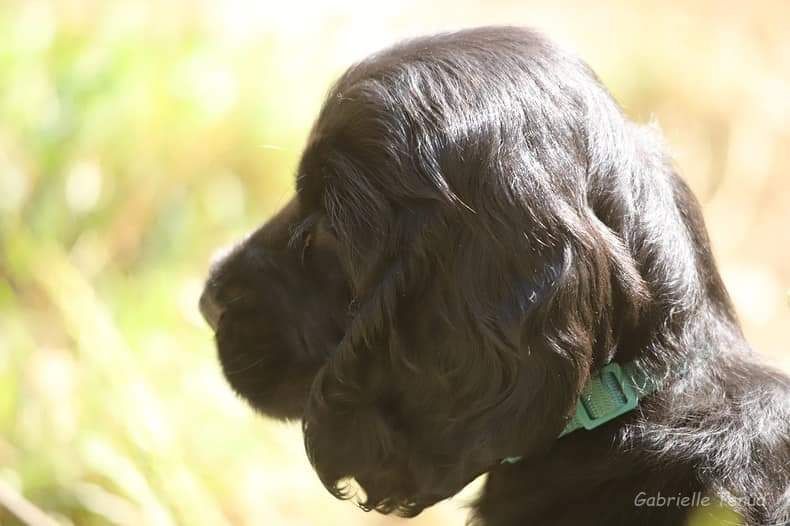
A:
[{"xmin": 575, "ymin": 362, "xmax": 639, "ymax": 430}]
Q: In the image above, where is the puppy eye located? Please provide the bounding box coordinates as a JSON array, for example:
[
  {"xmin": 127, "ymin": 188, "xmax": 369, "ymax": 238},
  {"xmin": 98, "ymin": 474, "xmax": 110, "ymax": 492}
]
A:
[
  {"xmin": 321, "ymin": 218, "xmax": 338, "ymax": 238},
  {"xmin": 300, "ymin": 232, "xmax": 313, "ymax": 264}
]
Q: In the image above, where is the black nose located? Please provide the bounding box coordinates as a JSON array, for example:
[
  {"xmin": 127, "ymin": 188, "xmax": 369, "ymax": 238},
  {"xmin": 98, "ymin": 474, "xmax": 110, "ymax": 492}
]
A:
[
  {"xmin": 200, "ymin": 246, "xmax": 235, "ymax": 330},
  {"xmin": 199, "ymin": 284, "xmax": 224, "ymax": 331}
]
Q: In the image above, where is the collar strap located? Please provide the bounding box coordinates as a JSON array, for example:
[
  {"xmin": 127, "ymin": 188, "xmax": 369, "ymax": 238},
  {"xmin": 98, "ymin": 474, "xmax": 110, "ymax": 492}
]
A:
[{"xmin": 502, "ymin": 361, "xmax": 659, "ymax": 464}]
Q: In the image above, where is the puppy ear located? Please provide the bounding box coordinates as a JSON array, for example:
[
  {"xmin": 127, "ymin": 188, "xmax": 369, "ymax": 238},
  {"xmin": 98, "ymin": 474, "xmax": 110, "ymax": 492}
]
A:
[{"xmin": 300, "ymin": 170, "xmax": 629, "ymax": 515}]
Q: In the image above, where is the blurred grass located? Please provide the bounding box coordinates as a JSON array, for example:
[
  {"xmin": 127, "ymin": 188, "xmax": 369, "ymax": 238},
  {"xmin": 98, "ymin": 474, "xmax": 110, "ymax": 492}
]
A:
[{"xmin": 0, "ymin": 1, "xmax": 787, "ymax": 525}]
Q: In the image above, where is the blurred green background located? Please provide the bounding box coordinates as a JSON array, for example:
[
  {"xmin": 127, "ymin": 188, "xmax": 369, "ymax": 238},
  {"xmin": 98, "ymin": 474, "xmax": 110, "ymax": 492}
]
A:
[{"xmin": 0, "ymin": 1, "xmax": 787, "ymax": 525}]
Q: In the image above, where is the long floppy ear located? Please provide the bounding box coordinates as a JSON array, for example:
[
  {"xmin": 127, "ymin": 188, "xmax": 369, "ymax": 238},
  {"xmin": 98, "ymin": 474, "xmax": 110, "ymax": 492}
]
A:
[{"xmin": 299, "ymin": 28, "xmax": 658, "ymax": 517}]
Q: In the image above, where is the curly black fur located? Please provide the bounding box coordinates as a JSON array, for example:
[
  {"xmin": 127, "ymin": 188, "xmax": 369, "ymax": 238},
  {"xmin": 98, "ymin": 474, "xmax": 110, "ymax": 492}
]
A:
[{"xmin": 201, "ymin": 27, "xmax": 790, "ymax": 525}]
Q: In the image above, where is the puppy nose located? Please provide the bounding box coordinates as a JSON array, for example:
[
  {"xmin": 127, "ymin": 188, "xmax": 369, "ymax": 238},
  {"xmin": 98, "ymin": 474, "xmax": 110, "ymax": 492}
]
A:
[
  {"xmin": 200, "ymin": 244, "xmax": 236, "ymax": 330},
  {"xmin": 199, "ymin": 284, "xmax": 224, "ymax": 331}
]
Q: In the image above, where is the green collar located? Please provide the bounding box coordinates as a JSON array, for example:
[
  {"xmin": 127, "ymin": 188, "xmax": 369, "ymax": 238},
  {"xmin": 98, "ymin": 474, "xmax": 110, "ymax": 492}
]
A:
[{"xmin": 502, "ymin": 361, "xmax": 659, "ymax": 464}]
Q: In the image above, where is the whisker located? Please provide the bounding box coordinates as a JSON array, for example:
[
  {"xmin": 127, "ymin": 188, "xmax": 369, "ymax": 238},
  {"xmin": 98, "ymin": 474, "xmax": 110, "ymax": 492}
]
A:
[
  {"xmin": 223, "ymin": 355, "xmax": 270, "ymax": 376},
  {"xmin": 224, "ymin": 294, "xmax": 252, "ymax": 306}
]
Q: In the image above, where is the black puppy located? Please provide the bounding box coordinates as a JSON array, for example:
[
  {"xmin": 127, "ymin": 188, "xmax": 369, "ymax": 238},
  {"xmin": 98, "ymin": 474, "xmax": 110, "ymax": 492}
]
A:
[{"xmin": 200, "ymin": 27, "xmax": 790, "ymax": 525}]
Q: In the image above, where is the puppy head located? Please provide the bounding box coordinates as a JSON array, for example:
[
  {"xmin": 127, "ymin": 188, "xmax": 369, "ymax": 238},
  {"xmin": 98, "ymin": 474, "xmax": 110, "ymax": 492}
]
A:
[{"xmin": 205, "ymin": 26, "xmax": 715, "ymax": 516}]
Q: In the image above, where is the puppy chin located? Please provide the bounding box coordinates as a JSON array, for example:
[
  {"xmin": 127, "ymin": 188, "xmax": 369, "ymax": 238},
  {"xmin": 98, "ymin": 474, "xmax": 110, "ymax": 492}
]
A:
[
  {"xmin": 214, "ymin": 292, "xmax": 342, "ymax": 420},
  {"xmin": 213, "ymin": 311, "xmax": 295, "ymax": 418}
]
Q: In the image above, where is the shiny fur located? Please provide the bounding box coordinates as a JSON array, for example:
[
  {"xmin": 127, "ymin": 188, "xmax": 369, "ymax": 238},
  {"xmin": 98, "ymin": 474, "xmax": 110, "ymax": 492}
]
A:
[{"xmin": 201, "ymin": 27, "xmax": 790, "ymax": 525}]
